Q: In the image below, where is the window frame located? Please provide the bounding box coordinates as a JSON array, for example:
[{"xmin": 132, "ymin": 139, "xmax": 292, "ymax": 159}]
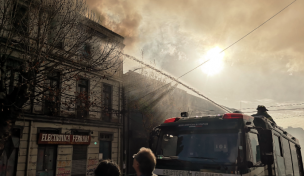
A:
[
  {"xmin": 81, "ymin": 42, "xmax": 92, "ymax": 59},
  {"xmin": 43, "ymin": 70, "xmax": 61, "ymax": 116},
  {"xmin": 12, "ymin": 3, "xmax": 29, "ymax": 33},
  {"xmin": 5, "ymin": 58, "xmax": 24, "ymax": 95},
  {"xmin": 281, "ymin": 137, "xmax": 294, "ymax": 176},
  {"xmin": 273, "ymin": 134, "xmax": 286, "ymax": 176},
  {"xmin": 47, "ymin": 14, "xmax": 65, "ymax": 49},
  {"xmin": 290, "ymin": 142, "xmax": 300, "ymax": 176},
  {"xmin": 246, "ymin": 132, "xmax": 261, "ymax": 165},
  {"xmin": 274, "ymin": 134, "xmax": 283, "ymax": 157},
  {"xmin": 76, "ymin": 78, "xmax": 90, "ymax": 118},
  {"xmin": 99, "ymin": 132, "xmax": 114, "ymax": 142},
  {"xmin": 102, "ymin": 83, "xmax": 113, "ymax": 121}
]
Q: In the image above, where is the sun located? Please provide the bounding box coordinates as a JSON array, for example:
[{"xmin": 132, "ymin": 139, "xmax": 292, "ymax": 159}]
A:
[{"xmin": 199, "ymin": 47, "xmax": 225, "ymax": 76}]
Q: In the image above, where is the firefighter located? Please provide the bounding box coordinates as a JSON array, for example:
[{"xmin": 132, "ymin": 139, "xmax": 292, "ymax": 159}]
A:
[{"xmin": 252, "ymin": 105, "xmax": 275, "ymax": 123}]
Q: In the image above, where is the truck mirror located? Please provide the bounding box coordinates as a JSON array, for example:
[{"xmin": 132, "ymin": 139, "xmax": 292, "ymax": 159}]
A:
[{"xmin": 258, "ymin": 129, "xmax": 274, "ymax": 165}]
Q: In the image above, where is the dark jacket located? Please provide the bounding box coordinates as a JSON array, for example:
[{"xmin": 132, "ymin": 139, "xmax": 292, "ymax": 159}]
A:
[{"xmin": 252, "ymin": 111, "xmax": 275, "ymax": 123}]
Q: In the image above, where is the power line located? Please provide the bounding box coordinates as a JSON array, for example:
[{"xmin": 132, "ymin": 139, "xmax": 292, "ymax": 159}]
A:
[{"xmin": 178, "ymin": 0, "xmax": 297, "ymax": 79}]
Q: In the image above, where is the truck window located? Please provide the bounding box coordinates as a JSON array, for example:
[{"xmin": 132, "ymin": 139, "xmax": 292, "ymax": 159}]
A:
[
  {"xmin": 248, "ymin": 133, "xmax": 261, "ymax": 164},
  {"xmin": 157, "ymin": 130, "xmax": 239, "ymax": 165},
  {"xmin": 161, "ymin": 134, "xmax": 178, "ymax": 156},
  {"xmin": 274, "ymin": 135, "xmax": 286, "ymax": 176},
  {"xmin": 290, "ymin": 143, "xmax": 300, "ymax": 176},
  {"xmin": 296, "ymin": 146, "xmax": 304, "ymax": 175},
  {"xmin": 282, "ymin": 138, "xmax": 293, "ymax": 176}
]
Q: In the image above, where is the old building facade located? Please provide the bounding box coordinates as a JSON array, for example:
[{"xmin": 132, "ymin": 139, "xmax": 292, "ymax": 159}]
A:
[{"xmin": 0, "ymin": 1, "xmax": 124, "ymax": 176}]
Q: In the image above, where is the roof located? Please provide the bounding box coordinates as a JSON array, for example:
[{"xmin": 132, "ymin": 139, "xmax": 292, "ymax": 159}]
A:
[
  {"xmin": 158, "ymin": 114, "xmax": 301, "ymax": 146},
  {"xmin": 84, "ymin": 17, "xmax": 124, "ymax": 39}
]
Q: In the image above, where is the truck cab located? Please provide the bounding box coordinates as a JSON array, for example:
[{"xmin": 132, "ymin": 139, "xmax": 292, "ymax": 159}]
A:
[{"xmin": 149, "ymin": 113, "xmax": 304, "ymax": 176}]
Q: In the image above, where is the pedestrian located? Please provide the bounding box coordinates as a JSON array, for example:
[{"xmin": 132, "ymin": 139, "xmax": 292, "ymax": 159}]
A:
[
  {"xmin": 133, "ymin": 147, "xmax": 157, "ymax": 176},
  {"xmin": 252, "ymin": 105, "xmax": 275, "ymax": 123},
  {"xmin": 94, "ymin": 159, "xmax": 121, "ymax": 176}
]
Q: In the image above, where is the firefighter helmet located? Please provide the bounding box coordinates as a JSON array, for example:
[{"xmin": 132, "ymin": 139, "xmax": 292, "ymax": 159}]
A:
[{"xmin": 257, "ymin": 105, "xmax": 268, "ymax": 111}]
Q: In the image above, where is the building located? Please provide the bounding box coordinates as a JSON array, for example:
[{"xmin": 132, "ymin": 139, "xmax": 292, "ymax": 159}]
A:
[
  {"xmin": 123, "ymin": 70, "xmax": 226, "ymax": 174},
  {"xmin": 0, "ymin": 0, "xmax": 124, "ymax": 176}
]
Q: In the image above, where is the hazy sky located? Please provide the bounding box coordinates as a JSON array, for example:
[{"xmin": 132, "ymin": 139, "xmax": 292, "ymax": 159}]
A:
[{"xmin": 86, "ymin": 0, "xmax": 304, "ymax": 129}]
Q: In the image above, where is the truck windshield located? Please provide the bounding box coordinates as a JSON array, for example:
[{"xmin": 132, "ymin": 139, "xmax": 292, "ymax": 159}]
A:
[{"xmin": 156, "ymin": 130, "xmax": 239, "ymax": 165}]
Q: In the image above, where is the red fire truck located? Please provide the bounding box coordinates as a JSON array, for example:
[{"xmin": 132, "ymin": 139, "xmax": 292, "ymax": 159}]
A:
[{"xmin": 149, "ymin": 112, "xmax": 304, "ymax": 176}]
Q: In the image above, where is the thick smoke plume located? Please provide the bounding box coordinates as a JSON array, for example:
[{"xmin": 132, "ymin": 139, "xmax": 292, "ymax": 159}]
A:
[{"xmin": 86, "ymin": 0, "xmax": 304, "ymax": 72}]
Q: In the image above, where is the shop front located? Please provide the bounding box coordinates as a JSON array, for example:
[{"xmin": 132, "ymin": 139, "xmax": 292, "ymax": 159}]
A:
[{"xmin": 12, "ymin": 120, "xmax": 121, "ymax": 176}]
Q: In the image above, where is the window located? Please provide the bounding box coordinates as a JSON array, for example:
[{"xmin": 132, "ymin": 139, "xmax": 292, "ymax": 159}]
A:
[
  {"xmin": 99, "ymin": 133, "xmax": 113, "ymax": 161},
  {"xmin": 103, "ymin": 84, "xmax": 112, "ymax": 122},
  {"xmin": 47, "ymin": 17, "xmax": 64, "ymax": 49},
  {"xmin": 13, "ymin": 5, "xmax": 28, "ymax": 33},
  {"xmin": 274, "ymin": 135, "xmax": 286, "ymax": 176},
  {"xmin": 161, "ymin": 134, "xmax": 178, "ymax": 156},
  {"xmin": 274, "ymin": 135, "xmax": 283, "ymax": 157},
  {"xmin": 156, "ymin": 131, "xmax": 239, "ymax": 164},
  {"xmin": 71, "ymin": 131, "xmax": 89, "ymax": 176},
  {"xmin": 297, "ymin": 147, "xmax": 304, "ymax": 176},
  {"xmin": 5, "ymin": 59, "xmax": 23, "ymax": 94},
  {"xmin": 76, "ymin": 79, "xmax": 89, "ymax": 118},
  {"xmin": 48, "ymin": 17, "xmax": 56, "ymax": 44},
  {"xmin": 282, "ymin": 138, "xmax": 293, "ymax": 176},
  {"xmin": 44, "ymin": 72, "xmax": 60, "ymax": 116},
  {"xmin": 81, "ymin": 43, "xmax": 91, "ymax": 58},
  {"xmin": 248, "ymin": 133, "xmax": 261, "ymax": 164},
  {"xmin": 36, "ymin": 129, "xmax": 59, "ymax": 176}
]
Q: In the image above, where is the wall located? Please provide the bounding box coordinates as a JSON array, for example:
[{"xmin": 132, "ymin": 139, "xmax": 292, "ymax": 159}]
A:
[
  {"xmin": 15, "ymin": 120, "xmax": 121, "ymax": 176},
  {"xmin": 30, "ymin": 71, "xmax": 122, "ymax": 123}
]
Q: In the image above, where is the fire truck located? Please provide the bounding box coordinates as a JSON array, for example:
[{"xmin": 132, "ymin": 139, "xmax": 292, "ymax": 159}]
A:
[{"xmin": 149, "ymin": 112, "xmax": 304, "ymax": 176}]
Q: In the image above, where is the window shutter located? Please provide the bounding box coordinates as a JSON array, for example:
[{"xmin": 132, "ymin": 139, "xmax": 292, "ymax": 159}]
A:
[{"xmin": 72, "ymin": 131, "xmax": 89, "ymax": 176}]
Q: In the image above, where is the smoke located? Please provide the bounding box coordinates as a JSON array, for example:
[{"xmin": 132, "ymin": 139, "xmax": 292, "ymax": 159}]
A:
[
  {"xmin": 86, "ymin": 0, "xmax": 304, "ymax": 73},
  {"xmin": 86, "ymin": 0, "xmax": 142, "ymax": 50},
  {"xmin": 85, "ymin": 0, "xmax": 304, "ymax": 127}
]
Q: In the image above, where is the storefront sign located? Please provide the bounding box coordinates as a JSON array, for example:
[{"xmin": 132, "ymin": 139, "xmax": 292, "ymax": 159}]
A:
[{"xmin": 38, "ymin": 133, "xmax": 91, "ymax": 145}]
